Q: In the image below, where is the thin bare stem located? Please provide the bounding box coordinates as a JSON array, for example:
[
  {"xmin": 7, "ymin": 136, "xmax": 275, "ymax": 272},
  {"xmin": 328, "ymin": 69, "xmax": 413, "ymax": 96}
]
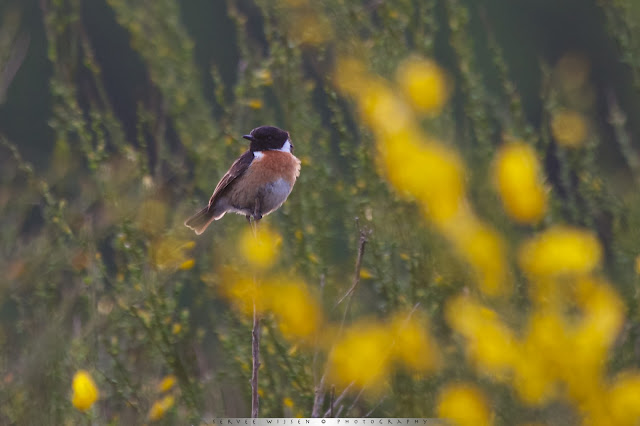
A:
[
  {"xmin": 251, "ymin": 223, "xmax": 261, "ymax": 418},
  {"xmin": 323, "ymin": 381, "xmax": 354, "ymax": 417},
  {"xmin": 251, "ymin": 297, "xmax": 260, "ymax": 418},
  {"xmin": 329, "ymin": 385, "xmax": 335, "ymax": 417},
  {"xmin": 312, "ymin": 224, "xmax": 370, "ymax": 417},
  {"xmin": 364, "ymin": 396, "xmax": 386, "ymax": 417},
  {"xmin": 607, "ymin": 91, "xmax": 640, "ymax": 185},
  {"xmin": 311, "ymin": 370, "xmax": 326, "ymax": 418},
  {"xmin": 336, "ymin": 228, "xmax": 369, "ymax": 307}
]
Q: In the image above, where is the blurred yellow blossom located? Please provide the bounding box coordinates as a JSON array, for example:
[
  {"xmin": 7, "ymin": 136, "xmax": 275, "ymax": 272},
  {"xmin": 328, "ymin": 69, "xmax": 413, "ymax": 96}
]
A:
[
  {"xmin": 386, "ymin": 137, "xmax": 466, "ymax": 227},
  {"xmin": 518, "ymin": 226, "xmax": 602, "ymax": 277},
  {"xmin": 361, "ymin": 86, "xmax": 414, "ymax": 138},
  {"xmin": 437, "ymin": 383, "xmax": 492, "ymax": 426},
  {"xmin": 150, "ymin": 238, "xmax": 195, "ymax": 271},
  {"xmin": 608, "ymin": 372, "xmax": 640, "ymax": 426},
  {"xmin": 179, "ymin": 259, "xmax": 195, "ymax": 270},
  {"xmin": 71, "ymin": 370, "xmax": 99, "ymax": 412},
  {"xmin": 389, "ymin": 312, "xmax": 440, "ymax": 372},
  {"xmin": 446, "ymin": 215, "xmax": 508, "ymax": 295},
  {"xmin": 359, "ymin": 268, "xmax": 374, "ymax": 279},
  {"xmin": 567, "ymin": 278, "xmax": 624, "ymax": 391},
  {"xmin": 513, "ymin": 311, "xmax": 567, "ymax": 404},
  {"xmin": 248, "ymin": 99, "xmax": 263, "ymax": 109},
  {"xmin": 172, "ymin": 323, "xmax": 182, "ymax": 335},
  {"xmin": 148, "ymin": 395, "xmax": 175, "ymax": 421},
  {"xmin": 635, "ymin": 255, "xmax": 640, "ymax": 275},
  {"xmin": 446, "ymin": 295, "xmax": 517, "ymax": 375},
  {"xmin": 219, "ymin": 273, "xmax": 260, "ymax": 316},
  {"xmin": 396, "ymin": 57, "xmax": 450, "ymax": 114},
  {"xmin": 157, "ymin": 375, "xmax": 176, "ymax": 393},
  {"xmin": 493, "ymin": 142, "xmax": 548, "ymax": 224},
  {"xmin": 238, "ymin": 225, "xmax": 282, "ymax": 269},
  {"xmin": 219, "ymin": 272, "xmax": 322, "ymax": 339},
  {"xmin": 283, "ymin": 397, "xmax": 294, "ymax": 408},
  {"xmin": 328, "ymin": 322, "xmax": 392, "ymax": 390},
  {"xmin": 551, "ymin": 110, "xmax": 588, "ymax": 148},
  {"xmin": 335, "ymin": 57, "xmax": 508, "ymax": 296},
  {"xmin": 262, "ymin": 280, "xmax": 322, "ymax": 339},
  {"xmin": 255, "ymin": 69, "xmax": 272, "ymax": 86}
]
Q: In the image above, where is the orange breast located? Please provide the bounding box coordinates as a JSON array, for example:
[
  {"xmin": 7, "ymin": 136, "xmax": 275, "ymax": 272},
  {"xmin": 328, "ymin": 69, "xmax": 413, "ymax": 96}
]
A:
[{"xmin": 243, "ymin": 151, "xmax": 301, "ymax": 187}]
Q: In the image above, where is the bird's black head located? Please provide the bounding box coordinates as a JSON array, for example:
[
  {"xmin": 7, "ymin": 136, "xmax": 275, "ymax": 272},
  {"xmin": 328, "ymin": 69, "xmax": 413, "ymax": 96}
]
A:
[{"xmin": 243, "ymin": 126, "xmax": 292, "ymax": 152}]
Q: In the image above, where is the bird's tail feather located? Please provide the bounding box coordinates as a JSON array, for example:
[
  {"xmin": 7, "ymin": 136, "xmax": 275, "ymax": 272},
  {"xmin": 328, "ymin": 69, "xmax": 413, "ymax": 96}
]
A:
[{"xmin": 184, "ymin": 206, "xmax": 215, "ymax": 235}]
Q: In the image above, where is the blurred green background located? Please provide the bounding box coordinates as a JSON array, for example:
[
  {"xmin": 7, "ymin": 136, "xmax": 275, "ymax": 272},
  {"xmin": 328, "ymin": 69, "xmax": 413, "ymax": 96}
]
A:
[{"xmin": 2, "ymin": 0, "xmax": 640, "ymax": 424}]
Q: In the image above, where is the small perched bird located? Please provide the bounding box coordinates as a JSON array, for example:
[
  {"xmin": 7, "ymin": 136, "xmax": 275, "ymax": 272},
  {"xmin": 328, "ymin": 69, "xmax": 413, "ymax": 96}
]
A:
[{"xmin": 185, "ymin": 125, "xmax": 301, "ymax": 235}]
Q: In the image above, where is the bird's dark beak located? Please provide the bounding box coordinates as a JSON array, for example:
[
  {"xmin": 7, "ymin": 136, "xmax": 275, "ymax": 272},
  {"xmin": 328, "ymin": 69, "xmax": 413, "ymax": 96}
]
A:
[{"xmin": 243, "ymin": 135, "xmax": 255, "ymax": 142}]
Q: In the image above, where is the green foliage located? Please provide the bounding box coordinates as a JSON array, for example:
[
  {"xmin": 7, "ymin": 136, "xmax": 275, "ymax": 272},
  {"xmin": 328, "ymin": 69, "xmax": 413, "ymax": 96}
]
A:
[{"xmin": 1, "ymin": 0, "xmax": 640, "ymax": 424}]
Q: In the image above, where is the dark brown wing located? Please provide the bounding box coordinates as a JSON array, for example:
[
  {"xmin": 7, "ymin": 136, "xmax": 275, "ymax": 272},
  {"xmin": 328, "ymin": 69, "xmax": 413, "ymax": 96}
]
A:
[{"xmin": 208, "ymin": 150, "xmax": 254, "ymax": 207}]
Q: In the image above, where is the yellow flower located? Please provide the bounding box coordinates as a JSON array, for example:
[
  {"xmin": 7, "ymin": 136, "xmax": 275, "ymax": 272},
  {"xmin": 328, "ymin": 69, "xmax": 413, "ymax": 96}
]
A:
[
  {"xmin": 148, "ymin": 395, "xmax": 175, "ymax": 421},
  {"xmin": 380, "ymin": 133, "xmax": 465, "ymax": 227},
  {"xmin": 361, "ymin": 86, "xmax": 414, "ymax": 138},
  {"xmin": 566, "ymin": 279, "xmax": 624, "ymax": 392},
  {"xmin": 150, "ymin": 238, "xmax": 195, "ymax": 271},
  {"xmin": 359, "ymin": 268, "xmax": 373, "ymax": 279},
  {"xmin": 512, "ymin": 355, "xmax": 555, "ymax": 405},
  {"xmin": 396, "ymin": 57, "xmax": 450, "ymax": 114},
  {"xmin": 262, "ymin": 280, "xmax": 322, "ymax": 339},
  {"xmin": 443, "ymin": 212, "xmax": 508, "ymax": 295},
  {"xmin": 518, "ymin": 226, "xmax": 602, "ymax": 277},
  {"xmin": 283, "ymin": 397, "xmax": 294, "ymax": 408},
  {"xmin": 71, "ymin": 370, "xmax": 99, "ymax": 412},
  {"xmin": 390, "ymin": 313, "xmax": 439, "ymax": 372},
  {"xmin": 255, "ymin": 69, "xmax": 273, "ymax": 86},
  {"xmin": 248, "ymin": 99, "xmax": 263, "ymax": 109},
  {"xmin": 551, "ymin": 110, "xmax": 588, "ymax": 148},
  {"xmin": 437, "ymin": 383, "xmax": 492, "ymax": 426},
  {"xmin": 219, "ymin": 273, "xmax": 260, "ymax": 316},
  {"xmin": 328, "ymin": 322, "xmax": 392, "ymax": 389},
  {"xmin": 513, "ymin": 312, "xmax": 567, "ymax": 404},
  {"xmin": 608, "ymin": 372, "xmax": 640, "ymax": 426},
  {"xmin": 445, "ymin": 296, "xmax": 516, "ymax": 376},
  {"xmin": 157, "ymin": 375, "xmax": 177, "ymax": 393},
  {"xmin": 172, "ymin": 323, "xmax": 182, "ymax": 335},
  {"xmin": 238, "ymin": 225, "xmax": 281, "ymax": 269},
  {"xmin": 493, "ymin": 142, "xmax": 548, "ymax": 224},
  {"xmin": 179, "ymin": 259, "xmax": 195, "ymax": 270}
]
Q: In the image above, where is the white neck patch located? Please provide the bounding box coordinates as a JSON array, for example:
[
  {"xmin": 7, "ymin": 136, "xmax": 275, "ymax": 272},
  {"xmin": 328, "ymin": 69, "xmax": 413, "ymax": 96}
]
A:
[
  {"xmin": 253, "ymin": 139, "xmax": 292, "ymax": 158},
  {"xmin": 276, "ymin": 139, "xmax": 292, "ymax": 153}
]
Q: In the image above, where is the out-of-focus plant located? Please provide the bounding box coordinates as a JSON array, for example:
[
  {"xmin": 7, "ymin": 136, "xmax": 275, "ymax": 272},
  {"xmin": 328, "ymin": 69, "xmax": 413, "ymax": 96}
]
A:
[{"xmin": 2, "ymin": 0, "xmax": 640, "ymax": 424}]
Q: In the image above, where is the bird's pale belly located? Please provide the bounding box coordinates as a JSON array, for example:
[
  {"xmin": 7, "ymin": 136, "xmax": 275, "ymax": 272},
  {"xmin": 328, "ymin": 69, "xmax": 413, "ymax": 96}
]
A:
[{"xmin": 226, "ymin": 177, "xmax": 293, "ymax": 217}]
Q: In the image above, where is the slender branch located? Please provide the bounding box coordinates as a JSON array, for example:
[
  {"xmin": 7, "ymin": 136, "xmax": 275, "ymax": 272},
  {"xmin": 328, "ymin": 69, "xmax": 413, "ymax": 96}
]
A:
[
  {"xmin": 250, "ymin": 221, "xmax": 262, "ymax": 418},
  {"xmin": 310, "ymin": 274, "xmax": 326, "ymax": 418},
  {"xmin": 336, "ymin": 227, "xmax": 369, "ymax": 307},
  {"xmin": 607, "ymin": 91, "xmax": 640, "ymax": 185},
  {"xmin": 364, "ymin": 396, "xmax": 386, "ymax": 417},
  {"xmin": 311, "ymin": 374, "xmax": 326, "ymax": 417},
  {"xmin": 345, "ymin": 387, "xmax": 366, "ymax": 416},
  {"xmin": 329, "ymin": 385, "xmax": 335, "ymax": 417},
  {"xmin": 323, "ymin": 382, "xmax": 354, "ymax": 417},
  {"xmin": 312, "ymin": 223, "xmax": 370, "ymax": 417},
  {"xmin": 251, "ymin": 298, "xmax": 260, "ymax": 418}
]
